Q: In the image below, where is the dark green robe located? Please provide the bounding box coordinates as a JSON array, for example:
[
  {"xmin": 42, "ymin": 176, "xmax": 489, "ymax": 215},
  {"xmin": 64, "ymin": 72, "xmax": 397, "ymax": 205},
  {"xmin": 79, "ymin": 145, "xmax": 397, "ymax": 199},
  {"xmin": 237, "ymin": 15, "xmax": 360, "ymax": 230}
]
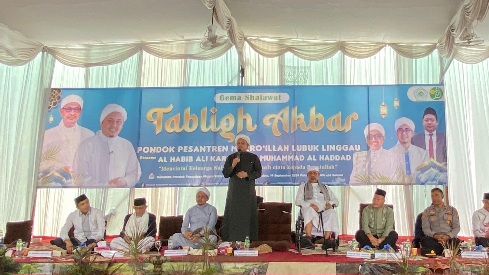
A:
[{"xmin": 221, "ymin": 151, "xmax": 262, "ymax": 241}]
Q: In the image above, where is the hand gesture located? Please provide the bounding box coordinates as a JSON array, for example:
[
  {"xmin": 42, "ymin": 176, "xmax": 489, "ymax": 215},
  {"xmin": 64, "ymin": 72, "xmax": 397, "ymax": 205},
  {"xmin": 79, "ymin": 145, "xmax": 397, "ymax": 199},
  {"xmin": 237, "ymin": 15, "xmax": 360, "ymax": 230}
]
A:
[
  {"xmin": 232, "ymin": 157, "xmax": 240, "ymax": 167},
  {"xmin": 123, "ymin": 235, "xmax": 132, "ymax": 244},
  {"xmin": 65, "ymin": 240, "xmax": 74, "ymax": 254},
  {"xmin": 109, "ymin": 177, "xmax": 127, "ymax": 187},
  {"xmin": 237, "ymin": 171, "xmax": 248, "ymax": 179},
  {"xmin": 183, "ymin": 230, "xmax": 193, "ymax": 240},
  {"xmin": 310, "ymin": 203, "xmax": 319, "ymax": 212}
]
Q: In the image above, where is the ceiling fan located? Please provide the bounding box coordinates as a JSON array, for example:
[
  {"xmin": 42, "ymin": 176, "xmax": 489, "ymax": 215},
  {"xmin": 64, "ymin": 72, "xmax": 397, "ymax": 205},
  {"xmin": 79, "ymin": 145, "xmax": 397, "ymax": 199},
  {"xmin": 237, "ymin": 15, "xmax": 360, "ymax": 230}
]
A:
[
  {"xmin": 455, "ymin": 32, "xmax": 484, "ymax": 46},
  {"xmin": 200, "ymin": 7, "xmax": 228, "ymax": 50},
  {"xmin": 200, "ymin": 24, "xmax": 228, "ymax": 50}
]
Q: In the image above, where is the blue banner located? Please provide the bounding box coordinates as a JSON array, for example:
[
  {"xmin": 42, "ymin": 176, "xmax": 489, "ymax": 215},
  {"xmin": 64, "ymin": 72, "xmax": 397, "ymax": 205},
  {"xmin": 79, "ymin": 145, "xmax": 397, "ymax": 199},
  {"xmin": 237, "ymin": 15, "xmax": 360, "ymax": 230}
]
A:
[{"xmin": 38, "ymin": 85, "xmax": 447, "ymax": 187}]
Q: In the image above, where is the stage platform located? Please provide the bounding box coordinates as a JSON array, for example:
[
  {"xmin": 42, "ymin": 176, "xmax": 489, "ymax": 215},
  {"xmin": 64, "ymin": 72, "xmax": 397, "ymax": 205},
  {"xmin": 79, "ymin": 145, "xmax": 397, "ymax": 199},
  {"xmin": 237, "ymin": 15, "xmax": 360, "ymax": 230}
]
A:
[{"xmin": 8, "ymin": 241, "xmax": 489, "ymax": 275}]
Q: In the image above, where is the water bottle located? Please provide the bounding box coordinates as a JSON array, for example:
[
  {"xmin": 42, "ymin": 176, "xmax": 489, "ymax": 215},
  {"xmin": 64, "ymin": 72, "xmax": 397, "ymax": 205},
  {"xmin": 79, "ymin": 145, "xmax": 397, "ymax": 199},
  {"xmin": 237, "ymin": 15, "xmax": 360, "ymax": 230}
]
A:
[
  {"xmin": 16, "ymin": 239, "xmax": 23, "ymax": 256},
  {"xmin": 349, "ymin": 239, "xmax": 358, "ymax": 250},
  {"xmin": 244, "ymin": 236, "xmax": 250, "ymax": 250},
  {"xmin": 406, "ymin": 239, "xmax": 411, "ymax": 255},
  {"xmin": 0, "ymin": 230, "xmax": 4, "ymax": 248},
  {"xmin": 168, "ymin": 237, "xmax": 173, "ymax": 250}
]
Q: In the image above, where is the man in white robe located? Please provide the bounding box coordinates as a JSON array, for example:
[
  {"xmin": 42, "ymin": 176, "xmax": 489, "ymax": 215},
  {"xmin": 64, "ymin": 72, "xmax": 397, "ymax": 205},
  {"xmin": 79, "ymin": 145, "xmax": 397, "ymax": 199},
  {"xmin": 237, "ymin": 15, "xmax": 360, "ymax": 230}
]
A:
[
  {"xmin": 472, "ymin": 193, "xmax": 489, "ymax": 247},
  {"xmin": 389, "ymin": 117, "xmax": 427, "ymax": 184},
  {"xmin": 110, "ymin": 198, "xmax": 156, "ymax": 253},
  {"xmin": 350, "ymin": 123, "xmax": 402, "ymax": 184},
  {"xmin": 39, "ymin": 95, "xmax": 94, "ymax": 185},
  {"xmin": 171, "ymin": 187, "xmax": 218, "ymax": 249},
  {"xmin": 73, "ymin": 104, "xmax": 141, "ymax": 187},
  {"xmin": 295, "ymin": 166, "xmax": 339, "ymax": 250}
]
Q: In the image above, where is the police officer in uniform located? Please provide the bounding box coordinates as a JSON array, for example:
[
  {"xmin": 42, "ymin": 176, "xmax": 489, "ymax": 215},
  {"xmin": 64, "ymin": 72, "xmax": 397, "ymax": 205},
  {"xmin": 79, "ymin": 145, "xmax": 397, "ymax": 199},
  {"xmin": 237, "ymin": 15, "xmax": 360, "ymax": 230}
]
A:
[{"xmin": 421, "ymin": 188, "xmax": 460, "ymax": 255}]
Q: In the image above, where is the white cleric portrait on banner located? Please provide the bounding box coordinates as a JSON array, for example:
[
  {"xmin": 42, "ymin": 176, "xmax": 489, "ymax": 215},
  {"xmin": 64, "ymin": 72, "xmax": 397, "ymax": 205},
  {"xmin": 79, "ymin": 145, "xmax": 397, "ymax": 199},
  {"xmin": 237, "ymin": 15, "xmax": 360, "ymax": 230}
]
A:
[
  {"xmin": 72, "ymin": 103, "xmax": 141, "ymax": 187},
  {"xmin": 349, "ymin": 123, "xmax": 402, "ymax": 184},
  {"xmin": 38, "ymin": 95, "xmax": 95, "ymax": 186},
  {"xmin": 389, "ymin": 117, "xmax": 428, "ymax": 184}
]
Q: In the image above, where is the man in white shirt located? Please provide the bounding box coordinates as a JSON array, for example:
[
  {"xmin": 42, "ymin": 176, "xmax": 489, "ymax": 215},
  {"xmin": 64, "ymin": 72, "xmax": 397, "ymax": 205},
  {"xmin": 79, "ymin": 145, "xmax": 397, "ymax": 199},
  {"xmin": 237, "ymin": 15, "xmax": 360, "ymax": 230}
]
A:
[
  {"xmin": 389, "ymin": 117, "xmax": 427, "ymax": 183},
  {"xmin": 412, "ymin": 107, "xmax": 447, "ymax": 165},
  {"xmin": 472, "ymin": 193, "xmax": 489, "ymax": 247},
  {"xmin": 110, "ymin": 198, "xmax": 157, "ymax": 253},
  {"xmin": 73, "ymin": 104, "xmax": 141, "ymax": 187},
  {"xmin": 295, "ymin": 165, "xmax": 339, "ymax": 250},
  {"xmin": 51, "ymin": 194, "xmax": 105, "ymax": 254}
]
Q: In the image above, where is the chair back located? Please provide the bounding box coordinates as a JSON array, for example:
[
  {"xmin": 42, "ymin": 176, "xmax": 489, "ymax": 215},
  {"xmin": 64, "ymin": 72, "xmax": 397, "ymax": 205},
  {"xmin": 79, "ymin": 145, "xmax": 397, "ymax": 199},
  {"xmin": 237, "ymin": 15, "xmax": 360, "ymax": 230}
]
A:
[
  {"xmin": 257, "ymin": 202, "xmax": 292, "ymax": 241},
  {"xmin": 158, "ymin": 216, "xmax": 183, "ymax": 245},
  {"xmin": 4, "ymin": 220, "xmax": 33, "ymax": 246}
]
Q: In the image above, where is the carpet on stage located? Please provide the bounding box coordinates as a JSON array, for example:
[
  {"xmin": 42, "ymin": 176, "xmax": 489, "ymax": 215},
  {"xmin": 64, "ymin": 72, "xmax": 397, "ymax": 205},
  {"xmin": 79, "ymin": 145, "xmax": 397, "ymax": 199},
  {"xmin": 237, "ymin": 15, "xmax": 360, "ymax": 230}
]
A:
[{"xmin": 8, "ymin": 239, "xmax": 488, "ymax": 274}]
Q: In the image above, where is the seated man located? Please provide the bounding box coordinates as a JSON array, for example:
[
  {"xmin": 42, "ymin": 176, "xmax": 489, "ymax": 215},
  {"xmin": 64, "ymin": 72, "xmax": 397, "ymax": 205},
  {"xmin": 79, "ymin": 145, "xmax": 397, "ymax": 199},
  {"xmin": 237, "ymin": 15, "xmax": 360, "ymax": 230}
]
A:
[
  {"xmin": 355, "ymin": 188, "xmax": 398, "ymax": 250},
  {"xmin": 472, "ymin": 192, "xmax": 489, "ymax": 247},
  {"xmin": 412, "ymin": 212, "xmax": 425, "ymax": 248},
  {"xmin": 110, "ymin": 198, "xmax": 156, "ymax": 253},
  {"xmin": 51, "ymin": 194, "xmax": 105, "ymax": 254},
  {"xmin": 421, "ymin": 187, "xmax": 460, "ymax": 255},
  {"xmin": 295, "ymin": 165, "xmax": 339, "ymax": 250},
  {"xmin": 171, "ymin": 187, "xmax": 218, "ymax": 249}
]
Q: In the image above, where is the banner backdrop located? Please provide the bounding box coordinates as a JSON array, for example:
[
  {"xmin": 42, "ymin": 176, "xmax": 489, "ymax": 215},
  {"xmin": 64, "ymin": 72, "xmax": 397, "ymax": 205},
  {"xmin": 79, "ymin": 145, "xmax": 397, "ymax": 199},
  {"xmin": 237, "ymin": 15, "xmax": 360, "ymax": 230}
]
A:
[{"xmin": 38, "ymin": 85, "xmax": 446, "ymax": 188}]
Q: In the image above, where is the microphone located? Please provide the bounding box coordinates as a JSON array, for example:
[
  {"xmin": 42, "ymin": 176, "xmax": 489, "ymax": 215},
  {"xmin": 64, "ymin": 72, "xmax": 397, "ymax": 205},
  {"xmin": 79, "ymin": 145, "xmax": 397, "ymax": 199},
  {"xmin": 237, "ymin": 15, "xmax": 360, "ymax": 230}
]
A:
[
  {"xmin": 237, "ymin": 149, "xmax": 241, "ymax": 159},
  {"xmin": 109, "ymin": 151, "xmax": 114, "ymax": 155}
]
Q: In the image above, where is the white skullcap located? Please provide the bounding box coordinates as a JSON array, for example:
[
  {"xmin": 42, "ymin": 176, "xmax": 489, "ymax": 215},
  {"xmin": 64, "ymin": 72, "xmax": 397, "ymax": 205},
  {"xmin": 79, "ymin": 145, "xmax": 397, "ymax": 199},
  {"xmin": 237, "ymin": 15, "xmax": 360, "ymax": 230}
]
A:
[
  {"xmin": 394, "ymin": 117, "xmax": 415, "ymax": 132},
  {"xmin": 61, "ymin": 94, "xmax": 83, "ymax": 109},
  {"xmin": 235, "ymin": 134, "xmax": 250, "ymax": 145},
  {"xmin": 307, "ymin": 165, "xmax": 319, "ymax": 173},
  {"xmin": 197, "ymin": 187, "xmax": 210, "ymax": 198},
  {"xmin": 364, "ymin": 123, "xmax": 385, "ymax": 138},
  {"xmin": 100, "ymin": 104, "xmax": 127, "ymax": 123}
]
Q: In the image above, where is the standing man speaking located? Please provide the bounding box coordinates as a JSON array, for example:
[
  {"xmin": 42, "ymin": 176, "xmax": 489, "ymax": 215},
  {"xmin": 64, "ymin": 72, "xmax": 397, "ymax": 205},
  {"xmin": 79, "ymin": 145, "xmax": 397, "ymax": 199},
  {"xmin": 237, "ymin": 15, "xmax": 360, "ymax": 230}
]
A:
[{"xmin": 221, "ymin": 134, "xmax": 262, "ymax": 243}]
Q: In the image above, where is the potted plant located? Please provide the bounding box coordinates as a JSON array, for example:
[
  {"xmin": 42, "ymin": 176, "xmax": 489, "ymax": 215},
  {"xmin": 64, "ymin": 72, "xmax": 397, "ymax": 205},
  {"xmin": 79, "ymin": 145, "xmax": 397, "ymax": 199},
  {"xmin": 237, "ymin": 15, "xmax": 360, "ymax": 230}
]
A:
[{"xmin": 0, "ymin": 247, "xmax": 20, "ymax": 275}]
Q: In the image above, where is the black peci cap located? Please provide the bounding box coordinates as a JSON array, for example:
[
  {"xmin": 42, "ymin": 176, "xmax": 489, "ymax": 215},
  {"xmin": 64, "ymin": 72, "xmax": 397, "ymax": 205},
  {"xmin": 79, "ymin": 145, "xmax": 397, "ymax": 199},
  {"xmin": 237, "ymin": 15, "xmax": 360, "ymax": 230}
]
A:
[
  {"xmin": 134, "ymin": 197, "xmax": 146, "ymax": 206},
  {"xmin": 375, "ymin": 188, "xmax": 386, "ymax": 197},
  {"xmin": 74, "ymin": 194, "xmax": 88, "ymax": 205},
  {"xmin": 423, "ymin": 107, "xmax": 437, "ymax": 120}
]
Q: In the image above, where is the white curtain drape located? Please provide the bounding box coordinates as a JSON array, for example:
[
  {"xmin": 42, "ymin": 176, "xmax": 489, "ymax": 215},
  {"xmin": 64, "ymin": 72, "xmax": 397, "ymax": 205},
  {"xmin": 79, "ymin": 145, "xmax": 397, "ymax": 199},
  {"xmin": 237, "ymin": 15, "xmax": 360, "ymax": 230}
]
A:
[
  {"xmin": 1, "ymin": 40, "xmax": 488, "ymax": 239},
  {"xmin": 0, "ymin": 52, "xmax": 55, "ymax": 230},
  {"xmin": 438, "ymin": 0, "xmax": 489, "ymax": 58},
  {"xmin": 0, "ymin": 23, "xmax": 44, "ymax": 66},
  {"xmin": 3, "ymin": 21, "xmax": 489, "ymax": 66},
  {"xmin": 444, "ymin": 60, "xmax": 489, "ymax": 236},
  {"xmin": 246, "ymin": 38, "xmax": 438, "ymax": 61}
]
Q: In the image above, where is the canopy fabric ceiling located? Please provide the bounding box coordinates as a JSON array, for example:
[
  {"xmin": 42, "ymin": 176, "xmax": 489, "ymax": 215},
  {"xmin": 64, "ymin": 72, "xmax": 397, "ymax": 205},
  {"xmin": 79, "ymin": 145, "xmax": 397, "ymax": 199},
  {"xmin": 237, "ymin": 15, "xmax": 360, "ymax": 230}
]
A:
[
  {"xmin": 1, "ymin": 0, "xmax": 489, "ymax": 66},
  {"xmin": 0, "ymin": 0, "xmax": 467, "ymax": 45}
]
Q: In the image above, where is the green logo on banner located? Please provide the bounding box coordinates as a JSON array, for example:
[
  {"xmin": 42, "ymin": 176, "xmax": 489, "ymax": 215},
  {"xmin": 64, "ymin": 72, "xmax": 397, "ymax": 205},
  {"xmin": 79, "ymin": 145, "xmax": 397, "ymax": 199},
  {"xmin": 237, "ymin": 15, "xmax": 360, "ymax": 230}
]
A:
[{"xmin": 430, "ymin": 87, "xmax": 443, "ymax": 100}]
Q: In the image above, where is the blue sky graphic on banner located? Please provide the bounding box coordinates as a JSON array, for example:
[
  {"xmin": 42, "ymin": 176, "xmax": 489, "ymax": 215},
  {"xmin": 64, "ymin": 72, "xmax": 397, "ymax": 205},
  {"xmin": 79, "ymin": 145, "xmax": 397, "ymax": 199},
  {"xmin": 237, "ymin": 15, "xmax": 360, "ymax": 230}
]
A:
[{"xmin": 38, "ymin": 85, "xmax": 446, "ymax": 188}]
